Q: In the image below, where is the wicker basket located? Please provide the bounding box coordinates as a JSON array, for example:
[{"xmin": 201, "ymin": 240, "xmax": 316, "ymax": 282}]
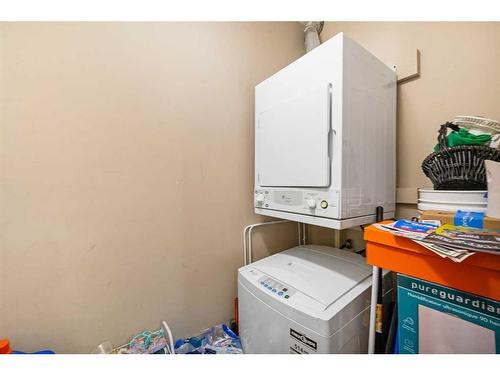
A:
[{"xmin": 421, "ymin": 122, "xmax": 500, "ymax": 190}]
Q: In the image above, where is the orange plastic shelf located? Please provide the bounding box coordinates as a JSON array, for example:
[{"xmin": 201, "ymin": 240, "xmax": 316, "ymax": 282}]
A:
[{"xmin": 364, "ymin": 222, "xmax": 500, "ymax": 301}]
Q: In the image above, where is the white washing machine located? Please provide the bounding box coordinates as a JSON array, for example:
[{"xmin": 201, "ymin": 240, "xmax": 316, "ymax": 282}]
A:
[{"xmin": 238, "ymin": 245, "xmax": 392, "ymax": 354}]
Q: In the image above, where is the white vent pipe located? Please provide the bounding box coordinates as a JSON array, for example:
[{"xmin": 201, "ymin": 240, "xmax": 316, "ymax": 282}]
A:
[{"xmin": 301, "ymin": 21, "xmax": 324, "ymax": 52}]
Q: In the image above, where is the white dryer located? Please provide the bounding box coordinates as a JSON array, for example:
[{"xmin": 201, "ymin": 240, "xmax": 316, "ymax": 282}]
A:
[
  {"xmin": 238, "ymin": 246, "xmax": 392, "ymax": 354},
  {"xmin": 254, "ymin": 33, "xmax": 397, "ymax": 229}
]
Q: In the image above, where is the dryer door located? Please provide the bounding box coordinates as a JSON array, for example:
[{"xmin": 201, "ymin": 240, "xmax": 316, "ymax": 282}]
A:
[{"xmin": 257, "ymin": 84, "xmax": 332, "ymax": 187}]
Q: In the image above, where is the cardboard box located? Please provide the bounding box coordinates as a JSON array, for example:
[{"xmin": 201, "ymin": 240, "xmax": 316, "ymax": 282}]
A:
[
  {"xmin": 420, "ymin": 210, "xmax": 500, "ymax": 231},
  {"xmin": 397, "ymin": 274, "xmax": 500, "ymax": 354}
]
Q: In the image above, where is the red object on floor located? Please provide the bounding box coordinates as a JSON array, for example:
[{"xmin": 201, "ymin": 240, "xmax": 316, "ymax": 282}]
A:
[
  {"xmin": 234, "ymin": 298, "xmax": 239, "ymax": 335},
  {"xmin": 0, "ymin": 339, "xmax": 12, "ymax": 354},
  {"xmin": 364, "ymin": 222, "xmax": 500, "ymax": 301}
]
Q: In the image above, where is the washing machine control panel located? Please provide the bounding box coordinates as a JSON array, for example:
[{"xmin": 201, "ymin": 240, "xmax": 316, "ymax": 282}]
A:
[{"xmin": 258, "ymin": 276, "xmax": 295, "ymax": 300}]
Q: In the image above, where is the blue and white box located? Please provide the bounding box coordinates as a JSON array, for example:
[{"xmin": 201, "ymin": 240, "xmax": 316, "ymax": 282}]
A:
[{"xmin": 397, "ymin": 274, "xmax": 500, "ymax": 354}]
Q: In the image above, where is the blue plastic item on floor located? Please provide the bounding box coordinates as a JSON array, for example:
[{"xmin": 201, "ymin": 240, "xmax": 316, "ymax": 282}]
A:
[
  {"xmin": 12, "ymin": 350, "xmax": 55, "ymax": 354},
  {"xmin": 175, "ymin": 324, "xmax": 242, "ymax": 354}
]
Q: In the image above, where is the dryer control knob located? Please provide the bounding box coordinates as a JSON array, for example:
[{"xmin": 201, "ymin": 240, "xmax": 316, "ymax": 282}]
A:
[
  {"xmin": 306, "ymin": 199, "xmax": 316, "ymax": 209},
  {"xmin": 255, "ymin": 194, "xmax": 265, "ymax": 204}
]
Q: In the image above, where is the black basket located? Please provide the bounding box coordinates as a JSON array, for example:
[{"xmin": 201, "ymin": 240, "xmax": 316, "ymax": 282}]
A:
[{"xmin": 421, "ymin": 122, "xmax": 500, "ymax": 190}]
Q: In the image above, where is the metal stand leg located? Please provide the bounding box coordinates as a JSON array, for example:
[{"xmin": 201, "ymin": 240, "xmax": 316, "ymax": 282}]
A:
[{"xmin": 368, "ymin": 265, "xmax": 380, "ymax": 354}]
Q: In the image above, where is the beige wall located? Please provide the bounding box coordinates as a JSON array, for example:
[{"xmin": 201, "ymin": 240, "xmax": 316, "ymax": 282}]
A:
[
  {"xmin": 2, "ymin": 21, "xmax": 499, "ymax": 353},
  {"xmin": 308, "ymin": 22, "xmax": 500, "ymax": 246},
  {"xmin": 0, "ymin": 22, "xmax": 305, "ymax": 353}
]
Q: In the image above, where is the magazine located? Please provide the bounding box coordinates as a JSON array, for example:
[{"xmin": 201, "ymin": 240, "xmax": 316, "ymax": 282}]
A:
[
  {"xmin": 414, "ymin": 241, "xmax": 475, "ymax": 263},
  {"xmin": 373, "ymin": 220, "xmax": 499, "ymax": 262},
  {"xmin": 373, "ymin": 220, "xmax": 434, "ymax": 240},
  {"xmin": 422, "ymin": 231, "xmax": 500, "ymax": 254}
]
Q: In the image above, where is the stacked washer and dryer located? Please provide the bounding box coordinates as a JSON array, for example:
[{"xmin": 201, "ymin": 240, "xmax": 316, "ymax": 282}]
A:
[{"xmin": 238, "ymin": 33, "xmax": 397, "ymax": 354}]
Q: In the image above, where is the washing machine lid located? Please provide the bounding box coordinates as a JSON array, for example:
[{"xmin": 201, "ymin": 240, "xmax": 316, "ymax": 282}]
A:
[{"xmin": 252, "ymin": 246, "xmax": 372, "ymax": 308}]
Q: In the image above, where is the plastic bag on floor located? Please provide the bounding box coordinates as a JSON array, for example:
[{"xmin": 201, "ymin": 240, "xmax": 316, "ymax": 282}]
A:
[
  {"xmin": 174, "ymin": 324, "xmax": 242, "ymax": 354},
  {"xmin": 204, "ymin": 324, "xmax": 242, "ymax": 354}
]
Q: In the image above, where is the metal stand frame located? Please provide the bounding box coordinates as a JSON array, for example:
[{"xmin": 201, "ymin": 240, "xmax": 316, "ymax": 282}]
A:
[{"xmin": 368, "ymin": 206, "xmax": 384, "ymax": 354}]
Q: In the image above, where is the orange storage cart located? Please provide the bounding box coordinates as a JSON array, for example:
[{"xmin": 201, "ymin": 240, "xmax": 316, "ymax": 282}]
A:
[
  {"xmin": 363, "ymin": 222, "xmax": 500, "ymax": 353},
  {"xmin": 364, "ymin": 222, "xmax": 500, "ymax": 300}
]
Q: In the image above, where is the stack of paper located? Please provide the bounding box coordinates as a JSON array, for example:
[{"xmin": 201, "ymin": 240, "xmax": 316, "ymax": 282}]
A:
[{"xmin": 373, "ymin": 220, "xmax": 499, "ymax": 263}]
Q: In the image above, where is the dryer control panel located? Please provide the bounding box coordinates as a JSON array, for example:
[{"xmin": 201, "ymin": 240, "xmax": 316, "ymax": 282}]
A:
[{"xmin": 254, "ymin": 188, "xmax": 338, "ymax": 219}]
